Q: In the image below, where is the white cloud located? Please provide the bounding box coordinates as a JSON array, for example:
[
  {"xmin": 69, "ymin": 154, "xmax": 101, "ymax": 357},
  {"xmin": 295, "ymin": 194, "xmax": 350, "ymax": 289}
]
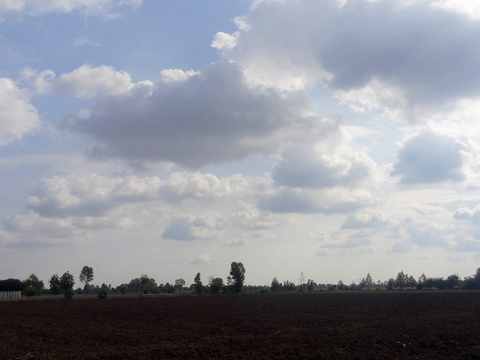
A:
[
  {"xmin": 27, "ymin": 172, "xmax": 249, "ymax": 218},
  {"xmin": 0, "ymin": 78, "xmax": 41, "ymax": 146},
  {"xmin": 162, "ymin": 213, "xmax": 224, "ymax": 241},
  {"xmin": 230, "ymin": 202, "xmax": 278, "ymax": 229},
  {"xmin": 211, "ymin": 31, "xmax": 240, "ymax": 50},
  {"xmin": 391, "ymin": 126, "xmax": 468, "ymax": 184},
  {"xmin": 3, "ymin": 211, "xmax": 85, "ymax": 245},
  {"xmin": 190, "ymin": 253, "xmax": 213, "ymax": 265},
  {"xmin": 161, "ymin": 69, "xmax": 198, "ymax": 83},
  {"xmin": 272, "ymin": 145, "xmax": 378, "ymax": 189},
  {"xmin": 432, "ymin": 0, "xmax": 480, "ymax": 20},
  {"xmin": 217, "ymin": 0, "xmax": 480, "ymax": 119},
  {"xmin": 0, "ymin": 0, "xmax": 24, "ymax": 13},
  {"xmin": 259, "ymin": 186, "xmax": 381, "ymax": 215},
  {"xmin": 65, "ymin": 61, "xmax": 329, "ymax": 168},
  {"xmin": 341, "ymin": 211, "xmax": 391, "ymax": 229},
  {"xmin": 24, "ymin": 65, "xmax": 135, "ymax": 99},
  {"xmin": 0, "ymin": 0, "xmax": 144, "ymax": 16}
]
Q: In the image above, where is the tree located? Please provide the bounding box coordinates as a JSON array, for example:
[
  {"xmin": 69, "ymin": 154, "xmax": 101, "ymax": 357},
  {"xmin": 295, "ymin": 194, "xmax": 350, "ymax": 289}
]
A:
[
  {"xmin": 0, "ymin": 278, "xmax": 23, "ymax": 292},
  {"xmin": 23, "ymin": 274, "xmax": 44, "ymax": 297},
  {"xmin": 230, "ymin": 262, "xmax": 246, "ymax": 293},
  {"xmin": 79, "ymin": 266, "xmax": 94, "ymax": 297},
  {"xmin": 60, "ymin": 272, "xmax": 75, "ymax": 299},
  {"xmin": 194, "ymin": 273, "xmax": 203, "ymax": 294},
  {"xmin": 307, "ymin": 279, "xmax": 314, "ymax": 292},
  {"xmin": 60, "ymin": 272, "xmax": 75, "ymax": 291},
  {"xmin": 270, "ymin": 277, "xmax": 281, "ymax": 292},
  {"xmin": 49, "ymin": 274, "xmax": 61, "ymax": 296},
  {"xmin": 395, "ymin": 271, "xmax": 406, "ymax": 289},
  {"xmin": 406, "ymin": 275, "xmax": 417, "ymax": 288},
  {"xmin": 387, "ymin": 278, "xmax": 395, "ymax": 290},
  {"xmin": 365, "ymin": 273, "xmax": 373, "ymax": 289},
  {"xmin": 127, "ymin": 278, "xmax": 141, "ymax": 292},
  {"xmin": 209, "ymin": 277, "xmax": 224, "ymax": 294},
  {"xmin": 283, "ymin": 280, "xmax": 296, "ymax": 291},
  {"xmin": 174, "ymin": 278, "xmax": 186, "ymax": 292},
  {"xmin": 139, "ymin": 274, "xmax": 157, "ymax": 294}
]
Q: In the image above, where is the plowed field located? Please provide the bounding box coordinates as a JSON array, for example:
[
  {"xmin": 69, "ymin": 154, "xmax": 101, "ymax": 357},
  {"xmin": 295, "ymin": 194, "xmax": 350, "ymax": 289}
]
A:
[{"xmin": 1, "ymin": 291, "xmax": 480, "ymax": 359}]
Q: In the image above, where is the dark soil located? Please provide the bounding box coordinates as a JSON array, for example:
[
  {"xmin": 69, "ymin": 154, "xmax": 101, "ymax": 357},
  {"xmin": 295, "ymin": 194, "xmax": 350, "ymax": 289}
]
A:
[{"xmin": 1, "ymin": 291, "xmax": 480, "ymax": 359}]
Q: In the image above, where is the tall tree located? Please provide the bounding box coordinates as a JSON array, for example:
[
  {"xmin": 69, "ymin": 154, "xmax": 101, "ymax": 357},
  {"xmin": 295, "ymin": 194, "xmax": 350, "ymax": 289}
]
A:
[
  {"xmin": 60, "ymin": 272, "xmax": 75, "ymax": 299},
  {"xmin": 79, "ymin": 266, "xmax": 94, "ymax": 297},
  {"xmin": 194, "ymin": 273, "xmax": 203, "ymax": 295},
  {"xmin": 229, "ymin": 262, "xmax": 246, "ymax": 294},
  {"xmin": 395, "ymin": 271, "xmax": 406, "ymax": 289},
  {"xmin": 49, "ymin": 274, "xmax": 61, "ymax": 296}
]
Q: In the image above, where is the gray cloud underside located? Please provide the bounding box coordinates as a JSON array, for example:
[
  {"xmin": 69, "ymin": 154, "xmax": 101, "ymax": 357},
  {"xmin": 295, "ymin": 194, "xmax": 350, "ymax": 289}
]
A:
[
  {"xmin": 224, "ymin": 0, "xmax": 480, "ymax": 112},
  {"xmin": 66, "ymin": 61, "xmax": 324, "ymax": 168},
  {"xmin": 392, "ymin": 128, "xmax": 466, "ymax": 184}
]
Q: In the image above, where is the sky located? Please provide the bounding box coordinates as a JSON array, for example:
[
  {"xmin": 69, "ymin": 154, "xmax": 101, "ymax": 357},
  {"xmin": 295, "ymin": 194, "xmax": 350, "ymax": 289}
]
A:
[{"xmin": 2, "ymin": 0, "xmax": 480, "ymax": 288}]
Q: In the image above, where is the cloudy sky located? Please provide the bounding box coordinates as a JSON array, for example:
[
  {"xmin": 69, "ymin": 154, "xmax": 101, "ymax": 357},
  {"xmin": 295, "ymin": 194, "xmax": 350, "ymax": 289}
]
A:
[{"xmin": 2, "ymin": 0, "xmax": 480, "ymax": 287}]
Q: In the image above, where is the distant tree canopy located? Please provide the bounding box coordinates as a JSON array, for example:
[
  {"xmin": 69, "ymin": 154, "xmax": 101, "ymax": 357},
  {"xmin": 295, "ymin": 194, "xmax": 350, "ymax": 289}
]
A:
[
  {"xmin": 49, "ymin": 274, "xmax": 61, "ymax": 296},
  {"xmin": 194, "ymin": 273, "xmax": 203, "ymax": 295},
  {"xmin": 79, "ymin": 266, "xmax": 94, "ymax": 294},
  {"xmin": 230, "ymin": 262, "xmax": 245, "ymax": 294},
  {"xmin": 463, "ymin": 268, "xmax": 480, "ymax": 289},
  {"xmin": 209, "ymin": 277, "xmax": 224, "ymax": 294},
  {"xmin": 270, "ymin": 277, "xmax": 281, "ymax": 292},
  {"xmin": 60, "ymin": 272, "xmax": 75, "ymax": 291},
  {"xmin": 139, "ymin": 274, "xmax": 158, "ymax": 294},
  {"xmin": 0, "ymin": 278, "xmax": 23, "ymax": 291},
  {"xmin": 23, "ymin": 274, "xmax": 44, "ymax": 296},
  {"xmin": 174, "ymin": 278, "xmax": 186, "ymax": 291}
]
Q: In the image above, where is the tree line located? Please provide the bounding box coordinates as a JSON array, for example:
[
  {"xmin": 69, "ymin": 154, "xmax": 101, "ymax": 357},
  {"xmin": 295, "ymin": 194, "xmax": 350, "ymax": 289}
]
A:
[
  {"xmin": 3, "ymin": 265, "xmax": 480, "ymax": 300},
  {"xmin": 0, "ymin": 262, "xmax": 246, "ymax": 299}
]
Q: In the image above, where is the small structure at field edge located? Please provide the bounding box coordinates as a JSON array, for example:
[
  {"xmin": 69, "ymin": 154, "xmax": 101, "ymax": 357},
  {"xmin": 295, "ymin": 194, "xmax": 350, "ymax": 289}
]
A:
[{"xmin": 0, "ymin": 291, "xmax": 21, "ymax": 300}]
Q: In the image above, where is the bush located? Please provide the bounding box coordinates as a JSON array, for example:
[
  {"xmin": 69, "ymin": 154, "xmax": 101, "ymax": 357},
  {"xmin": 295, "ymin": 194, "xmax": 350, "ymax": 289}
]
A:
[{"xmin": 97, "ymin": 289, "xmax": 107, "ymax": 299}]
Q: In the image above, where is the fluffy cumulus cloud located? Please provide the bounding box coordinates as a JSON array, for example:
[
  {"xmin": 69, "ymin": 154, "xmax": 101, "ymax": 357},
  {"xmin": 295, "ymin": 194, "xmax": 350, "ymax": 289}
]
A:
[
  {"xmin": 65, "ymin": 61, "xmax": 328, "ymax": 168},
  {"xmin": 2, "ymin": 212, "xmax": 86, "ymax": 246},
  {"xmin": 215, "ymin": 0, "xmax": 480, "ymax": 119},
  {"xmin": 22, "ymin": 65, "xmax": 135, "ymax": 99},
  {"xmin": 392, "ymin": 127, "xmax": 468, "ymax": 184},
  {"xmin": 341, "ymin": 211, "xmax": 391, "ymax": 229},
  {"xmin": 0, "ymin": 78, "xmax": 40, "ymax": 146},
  {"xmin": 0, "ymin": 0, "xmax": 144, "ymax": 16},
  {"xmin": 260, "ymin": 128, "xmax": 385, "ymax": 214},
  {"xmin": 162, "ymin": 212, "xmax": 224, "ymax": 241},
  {"xmin": 272, "ymin": 145, "xmax": 377, "ymax": 189},
  {"xmin": 26, "ymin": 172, "xmax": 249, "ymax": 218}
]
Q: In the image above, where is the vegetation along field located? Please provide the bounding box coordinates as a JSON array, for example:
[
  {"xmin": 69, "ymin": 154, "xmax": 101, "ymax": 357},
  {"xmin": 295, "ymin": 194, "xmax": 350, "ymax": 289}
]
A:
[{"xmin": 2, "ymin": 291, "xmax": 480, "ymax": 359}]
